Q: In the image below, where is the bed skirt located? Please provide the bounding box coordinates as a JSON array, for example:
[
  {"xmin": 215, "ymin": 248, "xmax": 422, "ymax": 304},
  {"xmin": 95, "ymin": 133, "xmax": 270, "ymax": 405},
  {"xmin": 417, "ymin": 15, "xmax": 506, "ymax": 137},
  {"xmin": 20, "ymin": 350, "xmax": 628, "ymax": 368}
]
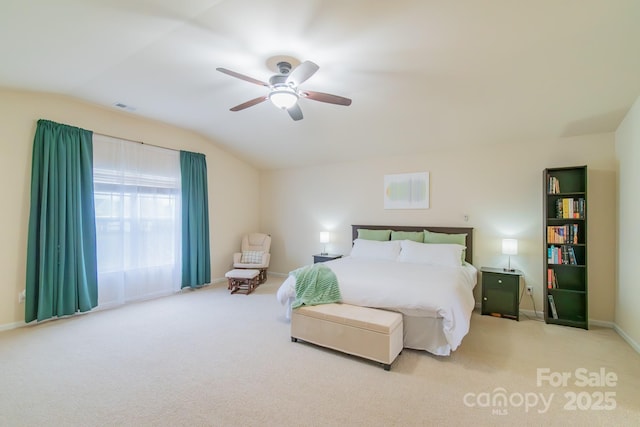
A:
[{"xmin": 401, "ymin": 314, "xmax": 451, "ymax": 356}]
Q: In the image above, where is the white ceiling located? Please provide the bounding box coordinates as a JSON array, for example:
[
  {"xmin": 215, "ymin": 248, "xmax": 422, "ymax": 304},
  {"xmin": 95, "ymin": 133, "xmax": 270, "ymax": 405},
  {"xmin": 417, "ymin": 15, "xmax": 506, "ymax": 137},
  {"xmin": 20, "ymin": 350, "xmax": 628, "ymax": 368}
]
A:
[{"xmin": 1, "ymin": 0, "xmax": 639, "ymax": 170}]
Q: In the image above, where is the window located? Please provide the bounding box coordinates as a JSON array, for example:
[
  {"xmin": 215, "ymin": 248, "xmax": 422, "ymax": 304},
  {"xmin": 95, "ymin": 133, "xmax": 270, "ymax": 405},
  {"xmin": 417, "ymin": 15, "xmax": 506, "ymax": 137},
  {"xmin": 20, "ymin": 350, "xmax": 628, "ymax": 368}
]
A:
[{"xmin": 93, "ymin": 134, "xmax": 181, "ymax": 307}]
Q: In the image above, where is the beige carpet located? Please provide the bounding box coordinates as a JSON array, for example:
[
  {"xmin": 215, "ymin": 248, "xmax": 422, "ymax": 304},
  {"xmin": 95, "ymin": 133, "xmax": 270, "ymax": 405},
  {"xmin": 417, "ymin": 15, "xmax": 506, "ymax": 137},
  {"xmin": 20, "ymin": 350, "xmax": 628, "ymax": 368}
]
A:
[{"xmin": 1, "ymin": 277, "xmax": 638, "ymax": 427}]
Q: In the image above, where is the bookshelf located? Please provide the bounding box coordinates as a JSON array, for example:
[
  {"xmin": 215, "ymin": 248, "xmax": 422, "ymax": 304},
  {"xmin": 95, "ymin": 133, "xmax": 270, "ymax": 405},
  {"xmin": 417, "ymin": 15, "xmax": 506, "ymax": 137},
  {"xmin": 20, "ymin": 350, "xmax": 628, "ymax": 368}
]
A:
[{"xmin": 544, "ymin": 166, "xmax": 588, "ymax": 329}]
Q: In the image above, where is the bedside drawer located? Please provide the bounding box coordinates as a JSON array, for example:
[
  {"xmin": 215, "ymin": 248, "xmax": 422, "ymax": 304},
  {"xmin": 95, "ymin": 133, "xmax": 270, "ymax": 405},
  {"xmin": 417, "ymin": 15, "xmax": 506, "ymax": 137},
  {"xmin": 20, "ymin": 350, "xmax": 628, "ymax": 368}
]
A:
[{"xmin": 483, "ymin": 272, "xmax": 519, "ymax": 288}]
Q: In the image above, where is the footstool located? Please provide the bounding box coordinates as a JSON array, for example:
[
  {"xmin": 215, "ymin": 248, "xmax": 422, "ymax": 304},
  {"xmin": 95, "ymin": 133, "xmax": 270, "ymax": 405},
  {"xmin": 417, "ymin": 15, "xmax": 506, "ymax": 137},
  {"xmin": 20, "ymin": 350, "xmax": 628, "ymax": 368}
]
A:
[
  {"xmin": 225, "ymin": 269, "xmax": 260, "ymax": 295},
  {"xmin": 291, "ymin": 303, "xmax": 403, "ymax": 370}
]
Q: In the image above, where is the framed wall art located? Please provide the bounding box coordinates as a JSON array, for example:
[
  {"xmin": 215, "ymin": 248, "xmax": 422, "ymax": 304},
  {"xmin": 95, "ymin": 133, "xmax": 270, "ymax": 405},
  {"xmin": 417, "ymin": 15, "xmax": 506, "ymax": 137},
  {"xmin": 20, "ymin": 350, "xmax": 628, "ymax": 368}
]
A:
[{"xmin": 383, "ymin": 172, "xmax": 429, "ymax": 209}]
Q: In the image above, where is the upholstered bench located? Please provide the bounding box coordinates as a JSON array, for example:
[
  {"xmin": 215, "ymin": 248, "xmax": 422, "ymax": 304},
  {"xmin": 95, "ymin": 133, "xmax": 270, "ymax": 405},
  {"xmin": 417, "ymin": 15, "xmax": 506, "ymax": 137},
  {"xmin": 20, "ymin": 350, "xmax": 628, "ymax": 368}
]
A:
[
  {"xmin": 225, "ymin": 269, "xmax": 260, "ymax": 295},
  {"xmin": 291, "ymin": 303, "xmax": 403, "ymax": 370}
]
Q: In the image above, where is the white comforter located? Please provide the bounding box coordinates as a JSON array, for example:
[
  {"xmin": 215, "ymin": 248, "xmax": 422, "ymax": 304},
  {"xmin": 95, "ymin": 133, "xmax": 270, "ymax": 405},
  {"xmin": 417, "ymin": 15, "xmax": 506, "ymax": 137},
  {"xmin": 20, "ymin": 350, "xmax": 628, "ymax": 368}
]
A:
[{"xmin": 277, "ymin": 256, "xmax": 477, "ymax": 353}]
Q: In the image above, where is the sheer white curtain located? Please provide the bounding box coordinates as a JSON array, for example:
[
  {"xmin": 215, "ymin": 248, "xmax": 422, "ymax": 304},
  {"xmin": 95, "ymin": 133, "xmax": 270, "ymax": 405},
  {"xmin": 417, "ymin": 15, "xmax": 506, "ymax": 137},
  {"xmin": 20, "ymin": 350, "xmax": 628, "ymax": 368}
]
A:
[{"xmin": 92, "ymin": 134, "xmax": 181, "ymax": 308}]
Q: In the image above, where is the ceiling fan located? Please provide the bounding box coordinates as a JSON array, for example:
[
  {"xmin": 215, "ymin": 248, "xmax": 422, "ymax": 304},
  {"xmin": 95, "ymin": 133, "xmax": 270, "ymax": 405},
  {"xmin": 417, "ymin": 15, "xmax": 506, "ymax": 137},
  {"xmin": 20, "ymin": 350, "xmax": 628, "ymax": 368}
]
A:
[{"xmin": 216, "ymin": 60, "xmax": 352, "ymax": 121}]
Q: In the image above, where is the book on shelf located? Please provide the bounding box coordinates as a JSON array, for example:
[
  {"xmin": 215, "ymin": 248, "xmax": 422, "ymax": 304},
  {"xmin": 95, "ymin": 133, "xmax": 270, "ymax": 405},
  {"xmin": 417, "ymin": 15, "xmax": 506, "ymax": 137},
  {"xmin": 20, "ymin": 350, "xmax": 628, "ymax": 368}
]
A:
[
  {"xmin": 555, "ymin": 198, "xmax": 585, "ymax": 219},
  {"xmin": 547, "ymin": 268, "xmax": 559, "ymax": 289},
  {"xmin": 548, "ymin": 294, "xmax": 559, "ymax": 319},
  {"xmin": 547, "ymin": 245, "xmax": 579, "ymax": 265},
  {"xmin": 547, "ymin": 224, "xmax": 579, "ymax": 244},
  {"xmin": 548, "ymin": 175, "xmax": 560, "ymax": 194},
  {"xmin": 568, "ymin": 246, "xmax": 577, "ymax": 265}
]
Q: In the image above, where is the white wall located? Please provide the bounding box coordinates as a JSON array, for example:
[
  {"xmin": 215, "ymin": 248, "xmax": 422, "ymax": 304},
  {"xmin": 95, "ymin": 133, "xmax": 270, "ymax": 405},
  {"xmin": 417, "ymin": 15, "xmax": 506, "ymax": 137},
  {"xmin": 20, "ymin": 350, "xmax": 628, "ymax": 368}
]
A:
[
  {"xmin": 615, "ymin": 95, "xmax": 640, "ymax": 350},
  {"xmin": 261, "ymin": 135, "xmax": 617, "ymax": 322},
  {"xmin": 0, "ymin": 88, "xmax": 260, "ymax": 328}
]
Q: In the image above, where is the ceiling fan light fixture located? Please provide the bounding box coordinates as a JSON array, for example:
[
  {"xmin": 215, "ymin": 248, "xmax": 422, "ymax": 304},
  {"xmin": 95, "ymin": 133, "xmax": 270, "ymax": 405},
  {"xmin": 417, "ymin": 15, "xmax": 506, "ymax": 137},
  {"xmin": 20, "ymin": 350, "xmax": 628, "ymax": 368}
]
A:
[
  {"xmin": 269, "ymin": 88, "xmax": 298, "ymax": 110},
  {"xmin": 217, "ymin": 59, "xmax": 352, "ymax": 120}
]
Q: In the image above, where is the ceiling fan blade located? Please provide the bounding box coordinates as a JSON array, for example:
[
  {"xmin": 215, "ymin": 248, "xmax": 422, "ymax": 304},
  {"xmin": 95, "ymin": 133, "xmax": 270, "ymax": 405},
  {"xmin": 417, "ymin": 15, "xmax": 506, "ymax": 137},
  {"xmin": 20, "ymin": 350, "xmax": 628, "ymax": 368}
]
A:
[
  {"xmin": 216, "ymin": 68, "xmax": 269, "ymax": 87},
  {"xmin": 230, "ymin": 96, "xmax": 268, "ymax": 111},
  {"xmin": 286, "ymin": 61, "xmax": 319, "ymax": 87},
  {"xmin": 302, "ymin": 90, "xmax": 352, "ymax": 106},
  {"xmin": 287, "ymin": 104, "xmax": 303, "ymax": 121}
]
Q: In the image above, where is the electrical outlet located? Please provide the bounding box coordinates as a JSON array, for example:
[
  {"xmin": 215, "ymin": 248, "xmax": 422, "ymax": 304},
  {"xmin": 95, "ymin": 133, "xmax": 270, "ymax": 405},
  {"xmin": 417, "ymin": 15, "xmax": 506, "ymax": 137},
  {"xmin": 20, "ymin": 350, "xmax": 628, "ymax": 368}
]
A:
[
  {"xmin": 18, "ymin": 290, "xmax": 26, "ymax": 304},
  {"xmin": 526, "ymin": 286, "xmax": 533, "ymax": 295}
]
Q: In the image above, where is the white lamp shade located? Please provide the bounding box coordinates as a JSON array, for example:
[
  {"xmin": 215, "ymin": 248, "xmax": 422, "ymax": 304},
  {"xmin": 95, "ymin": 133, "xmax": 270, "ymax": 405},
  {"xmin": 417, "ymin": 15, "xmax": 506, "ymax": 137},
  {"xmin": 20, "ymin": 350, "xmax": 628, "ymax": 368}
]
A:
[
  {"xmin": 319, "ymin": 231, "xmax": 330, "ymax": 244},
  {"xmin": 502, "ymin": 238, "xmax": 518, "ymax": 255}
]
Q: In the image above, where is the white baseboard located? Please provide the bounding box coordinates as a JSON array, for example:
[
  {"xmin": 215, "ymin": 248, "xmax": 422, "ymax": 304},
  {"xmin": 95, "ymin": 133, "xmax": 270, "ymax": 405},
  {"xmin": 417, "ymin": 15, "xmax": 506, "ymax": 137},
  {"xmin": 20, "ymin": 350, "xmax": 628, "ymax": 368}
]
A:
[
  {"xmin": 268, "ymin": 272, "xmax": 288, "ymax": 278},
  {"xmin": 0, "ymin": 321, "xmax": 26, "ymax": 332},
  {"xmin": 590, "ymin": 319, "xmax": 615, "ymax": 328},
  {"xmin": 614, "ymin": 324, "xmax": 640, "ymax": 354},
  {"xmin": 519, "ymin": 308, "xmax": 544, "ymax": 320}
]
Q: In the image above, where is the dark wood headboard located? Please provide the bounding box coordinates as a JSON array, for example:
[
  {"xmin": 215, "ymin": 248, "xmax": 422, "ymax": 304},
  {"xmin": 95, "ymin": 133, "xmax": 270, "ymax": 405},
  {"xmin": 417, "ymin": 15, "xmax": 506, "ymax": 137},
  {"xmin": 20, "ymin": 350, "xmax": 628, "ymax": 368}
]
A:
[{"xmin": 351, "ymin": 225, "xmax": 474, "ymax": 264}]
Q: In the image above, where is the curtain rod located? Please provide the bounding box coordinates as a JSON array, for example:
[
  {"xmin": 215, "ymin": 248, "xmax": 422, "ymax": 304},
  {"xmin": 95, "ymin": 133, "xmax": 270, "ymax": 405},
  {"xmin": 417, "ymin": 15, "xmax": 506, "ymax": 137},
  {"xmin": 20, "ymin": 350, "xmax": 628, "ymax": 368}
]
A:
[{"xmin": 94, "ymin": 131, "xmax": 180, "ymax": 153}]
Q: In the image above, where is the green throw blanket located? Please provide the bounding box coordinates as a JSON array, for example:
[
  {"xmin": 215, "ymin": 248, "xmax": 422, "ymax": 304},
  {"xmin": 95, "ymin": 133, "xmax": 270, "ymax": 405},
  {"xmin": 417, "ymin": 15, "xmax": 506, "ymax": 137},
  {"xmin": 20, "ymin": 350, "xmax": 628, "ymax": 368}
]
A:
[{"xmin": 290, "ymin": 263, "xmax": 341, "ymax": 309}]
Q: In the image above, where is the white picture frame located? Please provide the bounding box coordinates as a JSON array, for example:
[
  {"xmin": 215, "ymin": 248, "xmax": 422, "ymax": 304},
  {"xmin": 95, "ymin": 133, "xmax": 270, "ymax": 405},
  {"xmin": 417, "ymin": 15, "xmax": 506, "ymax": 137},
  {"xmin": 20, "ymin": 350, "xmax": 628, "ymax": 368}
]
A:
[{"xmin": 384, "ymin": 172, "xmax": 429, "ymax": 209}]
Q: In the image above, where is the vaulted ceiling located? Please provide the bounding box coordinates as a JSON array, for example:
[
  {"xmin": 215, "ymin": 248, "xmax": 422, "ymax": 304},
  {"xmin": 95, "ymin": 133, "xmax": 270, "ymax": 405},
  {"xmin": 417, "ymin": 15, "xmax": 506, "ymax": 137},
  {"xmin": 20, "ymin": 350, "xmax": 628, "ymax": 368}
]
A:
[{"xmin": 1, "ymin": 0, "xmax": 639, "ymax": 170}]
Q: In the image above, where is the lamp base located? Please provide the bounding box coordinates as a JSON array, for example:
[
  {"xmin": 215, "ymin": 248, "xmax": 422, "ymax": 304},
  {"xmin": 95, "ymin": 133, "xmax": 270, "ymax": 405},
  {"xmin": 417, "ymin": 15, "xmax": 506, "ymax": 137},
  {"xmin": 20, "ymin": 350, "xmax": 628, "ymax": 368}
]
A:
[
  {"xmin": 503, "ymin": 268, "xmax": 515, "ymax": 272},
  {"xmin": 320, "ymin": 252, "xmax": 328, "ymax": 255}
]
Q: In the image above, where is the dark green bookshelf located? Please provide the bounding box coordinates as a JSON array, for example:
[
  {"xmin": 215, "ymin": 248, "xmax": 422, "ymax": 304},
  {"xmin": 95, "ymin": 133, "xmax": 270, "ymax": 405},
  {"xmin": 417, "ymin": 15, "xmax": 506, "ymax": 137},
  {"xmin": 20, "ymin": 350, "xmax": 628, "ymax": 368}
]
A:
[{"xmin": 544, "ymin": 166, "xmax": 588, "ymax": 329}]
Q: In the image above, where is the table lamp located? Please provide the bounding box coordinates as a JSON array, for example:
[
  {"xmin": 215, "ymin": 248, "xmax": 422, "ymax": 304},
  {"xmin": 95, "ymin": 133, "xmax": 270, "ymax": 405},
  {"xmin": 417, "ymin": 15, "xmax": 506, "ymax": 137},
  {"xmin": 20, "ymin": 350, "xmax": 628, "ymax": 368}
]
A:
[
  {"xmin": 320, "ymin": 231, "xmax": 330, "ymax": 255},
  {"xmin": 502, "ymin": 238, "xmax": 518, "ymax": 272}
]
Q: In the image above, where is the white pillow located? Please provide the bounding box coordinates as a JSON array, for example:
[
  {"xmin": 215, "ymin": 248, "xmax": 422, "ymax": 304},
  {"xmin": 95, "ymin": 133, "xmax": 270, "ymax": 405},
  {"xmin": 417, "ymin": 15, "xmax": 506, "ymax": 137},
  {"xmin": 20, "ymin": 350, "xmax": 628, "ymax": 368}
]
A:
[
  {"xmin": 350, "ymin": 239, "xmax": 401, "ymax": 261},
  {"xmin": 398, "ymin": 240, "xmax": 465, "ymax": 267}
]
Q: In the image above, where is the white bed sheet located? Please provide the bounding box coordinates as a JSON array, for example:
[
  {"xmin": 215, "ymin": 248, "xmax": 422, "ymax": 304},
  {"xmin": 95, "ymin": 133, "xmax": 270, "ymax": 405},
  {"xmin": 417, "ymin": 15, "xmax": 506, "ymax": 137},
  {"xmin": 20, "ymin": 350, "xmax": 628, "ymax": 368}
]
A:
[{"xmin": 276, "ymin": 256, "xmax": 477, "ymax": 356}]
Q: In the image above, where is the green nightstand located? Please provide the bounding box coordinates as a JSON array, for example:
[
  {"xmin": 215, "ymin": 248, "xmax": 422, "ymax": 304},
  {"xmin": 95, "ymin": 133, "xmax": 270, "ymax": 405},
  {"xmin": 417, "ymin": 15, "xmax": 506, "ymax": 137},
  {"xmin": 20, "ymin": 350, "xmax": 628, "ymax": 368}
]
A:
[{"xmin": 481, "ymin": 267, "xmax": 523, "ymax": 321}]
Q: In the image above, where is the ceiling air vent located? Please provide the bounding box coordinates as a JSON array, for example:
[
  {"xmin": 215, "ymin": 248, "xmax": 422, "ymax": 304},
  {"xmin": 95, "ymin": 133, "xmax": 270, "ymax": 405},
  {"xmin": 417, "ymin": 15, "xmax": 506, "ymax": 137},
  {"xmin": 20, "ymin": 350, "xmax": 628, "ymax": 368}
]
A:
[{"xmin": 113, "ymin": 102, "xmax": 136, "ymax": 112}]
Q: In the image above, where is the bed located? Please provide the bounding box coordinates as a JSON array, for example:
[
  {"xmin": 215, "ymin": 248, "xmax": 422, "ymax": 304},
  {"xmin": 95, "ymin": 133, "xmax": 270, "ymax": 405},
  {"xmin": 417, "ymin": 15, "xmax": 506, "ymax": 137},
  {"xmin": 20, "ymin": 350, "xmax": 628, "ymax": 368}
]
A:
[{"xmin": 277, "ymin": 225, "xmax": 477, "ymax": 356}]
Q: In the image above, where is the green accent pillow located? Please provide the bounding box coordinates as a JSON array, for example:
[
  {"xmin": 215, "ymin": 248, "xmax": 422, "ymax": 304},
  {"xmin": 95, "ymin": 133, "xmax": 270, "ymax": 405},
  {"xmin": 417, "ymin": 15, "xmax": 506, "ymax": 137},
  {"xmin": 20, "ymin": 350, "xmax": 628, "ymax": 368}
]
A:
[
  {"xmin": 423, "ymin": 230, "xmax": 467, "ymax": 264},
  {"xmin": 391, "ymin": 231, "xmax": 424, "ymax": 243},
  {"xmin": 357, "ymin": 228, "xmax": 392, "ymax": 241}
]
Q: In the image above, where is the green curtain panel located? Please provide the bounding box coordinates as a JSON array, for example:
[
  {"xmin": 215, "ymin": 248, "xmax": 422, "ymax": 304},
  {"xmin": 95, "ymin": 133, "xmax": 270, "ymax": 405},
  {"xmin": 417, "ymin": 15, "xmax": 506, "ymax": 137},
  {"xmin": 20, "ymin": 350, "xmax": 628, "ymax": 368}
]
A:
[
  {"xmin": 25, "ymin": 119, "xmax": 98, "ymax": 322},
  {"xmin": 180, "ymin": 151, "xmax": 211, "ymax": 288}
]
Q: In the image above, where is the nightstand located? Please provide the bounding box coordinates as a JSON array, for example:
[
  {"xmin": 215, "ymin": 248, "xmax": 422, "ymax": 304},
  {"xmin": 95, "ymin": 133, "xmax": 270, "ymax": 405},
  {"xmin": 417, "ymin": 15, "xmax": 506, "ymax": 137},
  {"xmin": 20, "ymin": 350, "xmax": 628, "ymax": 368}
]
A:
[
  {"xmin": 481, "ymin": 267, "xmax": 524, "ymax": 321},
  {"xmin": 313, "ymin": 254, "xmax": 342, "ymax": 264}
]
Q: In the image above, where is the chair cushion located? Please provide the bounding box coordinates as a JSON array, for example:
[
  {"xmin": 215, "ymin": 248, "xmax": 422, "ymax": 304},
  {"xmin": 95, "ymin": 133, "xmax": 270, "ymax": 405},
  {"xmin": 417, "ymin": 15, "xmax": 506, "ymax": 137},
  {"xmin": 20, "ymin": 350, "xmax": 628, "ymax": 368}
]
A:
[
  {"xmin": 225, "ymin": 269, "xmax": 260, "ymax": 279},
  {"xmin": 241, "ymin": 250, "xmax": 263, "ymax": 264}
]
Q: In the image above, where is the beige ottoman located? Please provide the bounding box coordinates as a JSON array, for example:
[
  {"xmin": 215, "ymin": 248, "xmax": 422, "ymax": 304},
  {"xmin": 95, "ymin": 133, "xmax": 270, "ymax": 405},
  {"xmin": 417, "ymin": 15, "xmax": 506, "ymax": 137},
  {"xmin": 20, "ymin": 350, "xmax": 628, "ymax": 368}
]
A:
[
  {"xmin": 225, "ymin": 269, "xmax": 260, "ymax": 295},
  {"xmin": 291, "ymin": 303, "xmax": 403, "ymax": 370}
]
